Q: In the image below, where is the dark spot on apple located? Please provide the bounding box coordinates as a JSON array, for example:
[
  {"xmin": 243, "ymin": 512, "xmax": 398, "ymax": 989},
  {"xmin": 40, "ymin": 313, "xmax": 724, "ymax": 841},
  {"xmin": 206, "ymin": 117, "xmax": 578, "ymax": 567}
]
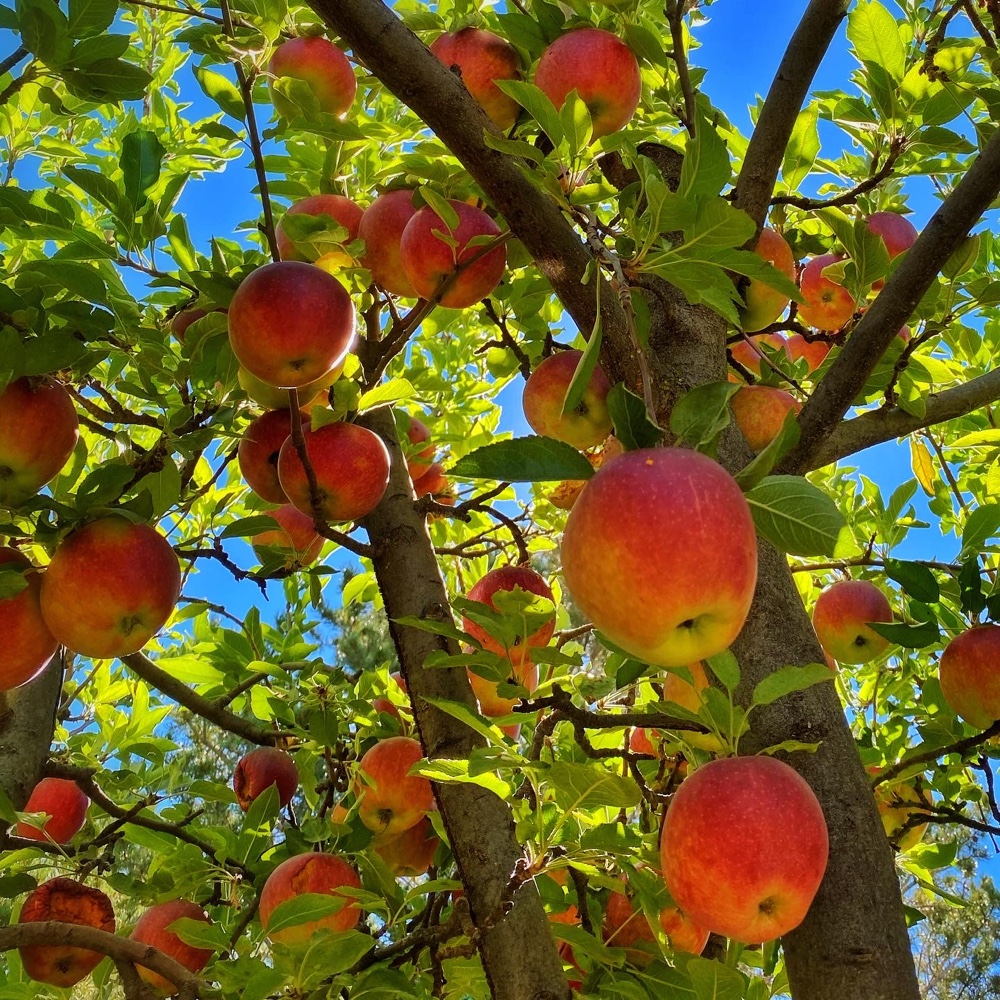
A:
[
  {"xmin": 758, "ymin": 895, "xmax": 777, "ymax": 915},
  {"xmin": 853, "ymin": 635, "xmax": 867, "ymax": 647},
  {"xmin": 679, "ymin": 619, "xmax": 696, "ymax": 630}
]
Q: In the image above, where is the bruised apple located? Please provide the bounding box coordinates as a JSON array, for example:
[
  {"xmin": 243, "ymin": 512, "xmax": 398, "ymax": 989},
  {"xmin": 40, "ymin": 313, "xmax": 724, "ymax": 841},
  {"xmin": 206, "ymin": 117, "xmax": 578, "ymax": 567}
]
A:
[
  {"xmin": 269, "ymin": 36, "xmax": 356, "ymax": 120},
  {"xmin": 130, "ymin": 899, "xmax": 213, "ymax": 993},
  {"xmin": 0, "ymin": 547, "xmax": 57, "ymax": 692},
  {"xmin": 939, "ymin": 624, "xmax": 1000, "ymax": 729},
  {"xmin": 812, "ymin": 579, "xmax": 892, "ymax": 665},
  {"xmin": 234, "ymin": 747, "xmax": 298, "ymax": 811},
  {"xmin": 359, "ymin": 190, "xmax": 419, "ymax": 297},
  {"xmin": 276, "ymin": 194, "xmax": 363, "ymax": 262},
  {"xmin": 739, "ymin": 228, "xmax": 795, "ymax": 333},
  {"xmin": 731, "ymin": 385, "xmax": 801, "ymax": 452},
  {"xmin": 354, "ymin": 736, "xmax": 434, "ymax": 836},
  {"xmin": 430, "ymin": 28, "xmax": 521, "ymax": 129},
  {"xmin": 251, "ymin": 504, "xmax": 324, "ymax": 569},
  {"xmin": 16, "ymin": 777, "xmax": 89, "ymax": 843},
  {"xmin": 522, "ymin": 350, "xmax": 613, "ymax": 450}
]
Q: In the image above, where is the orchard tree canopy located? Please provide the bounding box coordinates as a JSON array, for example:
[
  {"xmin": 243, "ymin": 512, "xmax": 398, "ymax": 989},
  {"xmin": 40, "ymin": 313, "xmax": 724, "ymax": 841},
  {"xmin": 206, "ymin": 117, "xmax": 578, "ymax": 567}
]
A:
[{"xmin": 5, "ymin": 0, "xmax": 1000, "ymax": 997}]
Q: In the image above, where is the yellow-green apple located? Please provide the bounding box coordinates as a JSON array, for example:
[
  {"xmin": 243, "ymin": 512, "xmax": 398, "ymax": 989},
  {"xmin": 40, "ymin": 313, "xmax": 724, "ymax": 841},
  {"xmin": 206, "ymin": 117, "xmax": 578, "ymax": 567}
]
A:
[
  {"xmin": 658, "ymin": 903, "xmax": 710, "ymax": 955},
  {"xmin": 728, "ymin": 333, "xmax": 790, "ymax": 381},
  {"xmin": 561, "ymin": 448, "xmax": 757, "ymax": 667},
  {"xmin": 869, "ymin": 766, "xmax": 929, "ymax": 851},
  {"xmin": 275, "ymin": 194, "xmax": 363, "ymax": 262},
  {"xmin": 238, "ymin": 409, "xmax": 294, "ymax": 505},
  {"xmin": 866, "ymin": 212, "xmax": 918, "ymax": 289},
  {"xmin": 269, "ymin": 36, "xmax": 356, "ymax": 119},
  {"xmin": 662, "ymin": 661, "xmax": 724, "ymax": 753},
  {"xmin": 359, "ymin": 190, "xmax": 419, "ymax": 297},
  {"xmin": 228, "ymin": 260, "xmax": 355, "ymax": 388},
  {"xmin": 400, "ymin": 200, "xmax": 506, "ymax": 308},
  {"xmin": 811, "ymin": 579, "xmax": 892, "ymax": 665},
  {"xmin": 372, "ymin": 815, "xmax": 439, "ymax": 877},
  {"xmin": 251, "ymin": 504, "xmax": 324, "ymax": 569},
  {"xmin": 260, "ymin": 853, "xmax": 361, "ymax": 944},
  {"xmin": 0, "ymin": 547, "xmax": 57, "ymax": 692},
  {"xmin": 354, "ymin": 735, "xmax": 434, "ymax": 835},
  {"xmin": 430, "ymin": 27, "xmax": 521, "ymax": 129},
  {"xmin": 660, "ymin": 755, "xmax": 828, "ymax": 943},
  {"xmin": 785, "ymin": 333, "xmax": 830, "ymax": 373},
  {"xmin": 276, "ymin": 419, "xmax": 391, "ymax": 522},
  {"xmin": 797, "ymin": 254, "xmax": 856, "ymax": 330},
  {"xmin": 468, "ymin": 657, "xmax": 539, "ymax": 717},
  {"xmin": 18, "ymin": 878, "xmax": 115, "ymax": 987},
  {"xmin": 534, "ymin": 28, "xmax": 641, "ymax": 140},
  {"xmin": 0, "ymin": 376, "xmax": 79, "ymax": 507},
  {"xmin": 739, "ymin": 228, "xmax": 796, "ymax": 332},
  {"xmin": 233, "ymin": 746, "xmax": 298, "ymax": 811},
  {"xmin": 40, "ymin": 516, "xmax": 181, "ymax": 659},
  {"xmin": 238, "ymin": 361, "xmax": 344, "ymax": 412},
  {"xmin": 402, "ymin": 414, "xmax": 435, "ymax": 479},
  {"xmin": 130, "ymin": 899, "xmax": 213, "ymax": 993},
  {"xmin": 522, "ymin": 350, "xmax": 613, "ymax": 450},
  {"xmin": 939, "ymin": 624, "xmax": 1000, "ymax": 728},
  {"xmin": 16, "ymin": 777, "xmax": 89, "ymax": 843},
  {"xmin": 730, "ymin": 385, "xmax": 802, "ymax": 452}
]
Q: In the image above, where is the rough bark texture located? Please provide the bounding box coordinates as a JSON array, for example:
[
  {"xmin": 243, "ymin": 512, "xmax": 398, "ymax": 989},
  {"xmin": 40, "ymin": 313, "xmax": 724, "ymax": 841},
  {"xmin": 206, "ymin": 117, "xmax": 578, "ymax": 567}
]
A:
[{"xmin": 359, "ymin": 406, "xmax": 570, "ymax": 1000}]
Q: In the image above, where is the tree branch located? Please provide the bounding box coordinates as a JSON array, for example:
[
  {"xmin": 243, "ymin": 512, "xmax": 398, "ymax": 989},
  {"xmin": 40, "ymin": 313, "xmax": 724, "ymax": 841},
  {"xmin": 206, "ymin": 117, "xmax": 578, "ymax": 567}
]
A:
[{"xmin": 872, "ymin": 720, "xmax": 1000, "ymax": 788}]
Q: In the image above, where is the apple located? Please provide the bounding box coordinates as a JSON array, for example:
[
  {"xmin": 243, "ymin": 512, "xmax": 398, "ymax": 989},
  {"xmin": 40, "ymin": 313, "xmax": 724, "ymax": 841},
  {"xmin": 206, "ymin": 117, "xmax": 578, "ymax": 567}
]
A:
[
  {"xmin": 276, "ymin": 419, "xmax": 391, "ymax": 522},
  {"xmin": 561, "ymin": 448, "xmax": 757, "ymax": 668},
  {"xmin": 16, "ymin": 777, "xmax": 89, "ymax": 844},
  {"xmin": 785, "ymin": 334, "xmax": 830, "ymax": 373},
  {"xmin": 403, "ymin": 414, "xmax": 435, "ymax": 479},
  {"xmin": 534, "ymin": 28, "xmax": 641, "ymax": 140},
  {"xmin": 275, "ymin": 194, "xmax": 363, "ymax": 262},
  {"xmin": 359, "ymin": 190, "xmax": 419, "ymax": 297},
  {"xmin": 522, "ymin": 350, "xmax": 613, "ymax": 450},
  {"xmin": 372, "ymin": 815, "xmax": 439, "ymax": 877},
  {"xmin": 238, "ymin": 409, "xmax": 294, "ymax": 505},
  {"xmin": 469, "ymin": 657, "xmax": 539, "ymax": 717},
  {"xmin": 269, "ymin": 36, "xmax": 356, "ymax": 120},
  {"xmin": 728, "ymin": 333, "xmax": 790, "ymax": 381},
  {"xmin": 411, "ymin": 462, "xmax": 449, "ymax": 500},
  {"xmin": 897, "ymin": 325, "xmax": 912, "ymax": 343},
  {"xmin": 373, "ymin": 671, "xmax": 408, "ymax": 721},
  {"xmin": 354, "ymin": 735, "xmax": 434, "ymax": 836},
  {"xmin": 251, "ymin": 504, "xmax": 324, "ymax": 569},
  {"xmin": 602, "ymin": 885, "xmax": 657, "ymax": 965},
  {"xmin": 812, "ymin": 579, "xmax": 892, "ymax": 665},
  {"xmin": 18, "ymin": 878, "xmax": 115, "ymax": 987},
  {"xmin": 660, "ymin": 755, "xmax": 828, "ymax": 943},
  {"xmin": 430, "ymin": 27, "xmax": 522, "ymax": 129},
  {"xmin": 629, "ymin": 727, "xmax": 661, "ymax": 756},
  {"xmin": 797, "ymin": 254, "xmax": 856, "ymax": 331},
  {"xmin": 400, "ymin": 200, "xmax": 506, "ymax": 308},
  {"xmin": 869, "ymin": 767, "xmax": 929, "ymax": 852},
  {"xmin": 658, "ymin": 903, "xmax": 710, "ymax": 956},
  {"xmin": 662, "ymin": 661, "xmax": 724, "ymax": 753},
  {"xmin": 130, "ymin": 899, "xmax": 213, "ymax": 993},
  {"xmin": 238, "ymin": 361, "xmax": 344, "ymax": 412},
  {"xmin": 730, "ymin": 384, "xmax": 802, "ymax": 452},
  {"xmin": 40, "ymin": 516, "xmax": 181, "ymax": 659},
  {"xmin": 0, "ymin": 547, "xmax": 57, "ymax": 692},
  {"xmin": 260, "ymin": 852, "xmax": 362, "ymax": 944},
  {"xmin": 228, "ymin": 260, "xmax": 355, "ymax": 389},
  {"xmin": 939, "ymin": 624, "xmax": 1000, "ymax": 729},
  {"xmin": 0, "ymin": 375, "xmax": 79, "ymax": 508},
  {"xmin": 233, "ymin": 746, "xmax": 298, "ymax": 811},
  {"xmin": 739, "ymin": 228, "xmax": 796, "ymax": 333},
  {"xmin": 866, "ymin": 211, "xmax": 917, "ymax": 261}
]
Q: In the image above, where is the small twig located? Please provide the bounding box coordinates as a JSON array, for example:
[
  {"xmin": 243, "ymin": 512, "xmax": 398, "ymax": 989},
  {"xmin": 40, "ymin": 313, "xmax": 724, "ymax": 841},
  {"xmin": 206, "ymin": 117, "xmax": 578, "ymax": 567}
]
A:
[
  {"xmin": 0, "ymin": 46, "xmax": 28, "ymax": 78},
  {"xmin": 666, "ymin": 0, "xmax": 697, "ymax": 137},
  {"xmin": 872, "ymin": 719, "xmax": 1000, "ymax": 787}
]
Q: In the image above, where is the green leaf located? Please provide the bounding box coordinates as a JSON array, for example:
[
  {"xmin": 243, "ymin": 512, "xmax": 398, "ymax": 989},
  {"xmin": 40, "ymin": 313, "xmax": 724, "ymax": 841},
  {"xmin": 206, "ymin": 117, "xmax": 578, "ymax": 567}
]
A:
[
  {"xmin": 781, "ymin": 104, "xmax": 821, "ymax": 191},
  {"xmin": 167, "ymin": 916, "xmax": 228, "ymax": 952},
  {"xmin": 412, "ymin": 758, "xmax": 512, "ymax": 799},
  {"xmin": 678, "ymin": 115, "xmax": 731, "ymax": 200},
  {"xmin": 847, "ymin": 1, "xmax": 906, "ymax": 82},
  {"xmin": 607, "ymin": 383, "xmax": 661, "ymax": 451},
  {"xmin": 687, "ymin": 957, "xmax": 746, "ymax": 1000},
  {"xmin": 121, "ymin": 129, "xmax": 165, "ymax": 218},
  {"xmin": 684, "ymin": 198, "xmax": 755, "ymax": 249},
  {"xmin": 192, "ymin": 63, "xmax": 246, "ymax": 121},
  {"xmin": 220, "ymin": 515, "xmax": 280, "ymax": 539},
  {"xmin": 750, "ymin": 663, "xmax": 835, "ymax": 708},
  {"xmin": 18, "ymin": 0, "xmax": 72, "ymax": 66},
  {"xmin": 883, "ymin": 559, "xmax": 940, "ymax": 603},
  {"xmin": 734, "ymin": 411, "xmax": 801, "ymax": 490},
  {"xmin": 421, "ymin": 696, "xmax": 508, "ymax": 745},
  {"xmin": 705, "ymin": 650, "xmax": 740, "ymax": 693},
  {"xmin": 62, "ymin": 58, "xmax": 152, "ymax": 102},
  {"xmin": 961, "ymin": 503, "xmax": 1000, "ymax": 559},
  {"xmin": 450, "ymin": 437, "xmax": 594, "ymax": 482},
  {"xmin": 494, "ymin": 79, "xmax": 563, "ymax": 147},
  {"xmin": 417, "ymin": 187, "xmax": 460, "ymax": 232},
  {"xmin": 547, "ymin": 760, "xmax": 641, "ymax": 812},
  {"xmin": 264, "ymin": 893, "xmax": 355, "ymax": 939},
  {"xmin": 482, "ymin": 131, "xmax": 545, "ymax": 165},
  {"xmin": 0, "ymin": 567, "xmax": 29, "ymax": 599},
  {"xmin": 561, "ymin": 335, "xmax": 602, "ymax": 420},
  {"xmin": 669, "ymin": 382, "xmax": 737, "ymax": 452},
  {"xmin": 867, "ymin": 619, "xmax": 939, "ymax": 648},
  {"xmin": 357, "ymin": 377, "xmax": 414, "ymax": 412},
  {"xmin": 67, "ymin": 0, "xmax": 116, "ymax": 37},
  {"xmin": 559, "ymin": 89, "xmax": 592, "ymax": 155},
  {"xmin": 745, "ymin": 475, "xmax": 850, "ymax": 557}
]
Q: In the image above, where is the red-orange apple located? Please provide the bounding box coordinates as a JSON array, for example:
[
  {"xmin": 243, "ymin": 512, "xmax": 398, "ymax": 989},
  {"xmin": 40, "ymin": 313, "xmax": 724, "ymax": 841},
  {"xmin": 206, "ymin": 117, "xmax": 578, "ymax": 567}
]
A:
[
  {"xmin": 403, "ymin": 414, "xmax": 435, "ymax": 480},
  {"xmin": 629, "ymin": 727, "xmax": 661, "ymax": 756},
  {"xmin": 130, "ymin": 899, "xmax": 213, "ymax": 993},
  {"xmin": 561, "ymin": 448, "xmax": 757, "ymax": 667},
  {"xmin": 812, "ymin": 579, "xmax": 892, "ymax": 665},
  {"xmin": 412, "ymin": 462, "xmax": 449, "ymax": 499},
  {"xmin": 602, "ymin": 885, "xmax": 657, "ymax": 965},
  {"xmin": 739, "ymin": 228, "xmax": 796, "ymax": 333},
  {"xmin": 233, "ymin": 747, "xmax": 298, "ymax": 811},
  {"xmin": 372, "ymin": 815, "xmax": 439, "ymax": 877},
  {"xmin": 276, "ymin": 194, "xmax": 363, "ymax": 262},
  {"xmin": 228, "ymin": 261, "xmax": 355, "ymax": 388},
  {"xmin": 869, "ymin": 767, "xmax": 929, "ymax": 851},
  {"xmin": 430, "ymin": 27, "xmax": 521, "ymax": 129},
  {"xmin": 0, "ymin": 376, "xmax": 79, "ymax": 507},
  {"xmin": 728, "ymin": 333, "xmax": 790, "ymax": 381},
  {"xmin": 269, "ymin": 37, "xmax": 356, "ymax": 119},
  {"xmin": 797, "ymin": 254, "xmax": 856, "ymax": 330},
  {"xmin": 251, "ymin": 504, "xmax": 324, "ymax": 569},
  {"xmin": 276, "ymin": 419, "xmax": 391, "ymax": 522},
  {"xmin": 534, "ymin": 28, "xmax": 641, "ymax": 140},
  {"xmin": 661, "ymin": 755, "xmax": 828, "ymax": 943},
  {"xmin": 40, "ymin": 516, "xmax": 181, "ymax": 659},
  {"xmin": 238, "ymin": 361, "xmax": 344, "ymax": 412},
  {"xmin": 658, "ymin": 903, "xmax": 710, "ymax": 955},
  {"xmin": 238, "ymin": 409, "xmax": 293, "ymax": 505},
  {"xmin": 354, "ymin": 736, "xmax": 434, "ymax": 836},
  {"xmin": 785, "ymin": 334, "xmax": 830, "ymax": 373},
  {"xmin": 469, "ymin": 657, "xmax": 539, "ymax": 717},
  {"xmin": 0, "ymin": 547, "xmax": 57, "ymax": 692},
  {"xmin": 16, "ymin": 777, "xmax": 89, "ymax": 843},
  {"xmin": 359, "ymin": 190, "xmax": 419, "ymax": 297},
  {"xmin": 19, "ymin": 878, "xmax": 115, "ymax": 987},
  {"xmin": 731, "ymin": 384, "xmax": 802, "ymax": 452},
  {"xmin": 522, "ymin": 350, "xmax": 613, "ymax": 450},
  {"xmin": 939, "ymin": 624, "xmax": 1000, "ymax": 728}
]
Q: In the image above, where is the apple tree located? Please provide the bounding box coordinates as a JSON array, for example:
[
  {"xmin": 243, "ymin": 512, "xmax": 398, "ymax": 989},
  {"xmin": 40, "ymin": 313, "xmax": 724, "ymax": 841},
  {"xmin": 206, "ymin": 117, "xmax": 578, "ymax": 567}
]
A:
[{"xmin": 1, "ymin": 0, "xmax": 1000, "ymax": 998}]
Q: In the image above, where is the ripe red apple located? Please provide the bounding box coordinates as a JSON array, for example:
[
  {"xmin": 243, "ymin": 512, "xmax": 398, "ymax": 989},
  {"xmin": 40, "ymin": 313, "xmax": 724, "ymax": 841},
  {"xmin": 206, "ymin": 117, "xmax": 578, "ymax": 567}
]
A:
[
  {"xmin": 0, "ymin": 547, "xmax": 57, "ymax": 692},
  {"xmin": 403, "ymin": 414, "xmax": 435, "ymax": 480},
  {"xmin": 40, "ymin": 516, "xmax": 181, "ymax": 659},
  {"xmin": 728, "ymin": 333, "xmax": 790, "ymax": 381},
  {"xmin": 866, "ymin": 212, "xmax": 917, "ymax": 261},
  {"xmin": 430, "ymin": 27, "xmax": 521, "ymax": 129},
  {"xmin": 412, "ymin": 462, "xmax": 449, "ymax": 500},
  {"xmin": 785, "ymin": 334, "xmax": 830, "ymax": 373},
  {"xmin": 602, "ymin": 885, "xmax": 657, "ymax": 965},
  {"xmin": 16, "ymin": 777, "xmax": 89, "ymax": 843},
  {"xmin": 0, "ymin": 375, "xmax": 79, "ymax": 507},
  {"xmin": 238, "ymin": 409, "xmax": 294, "ymax": 505},
  {"xmin": 260, "ymin": 852, "xmax": 362, "ymax": 944},
  {"xmin": 797, "ymin": 254, "xmax": 856, "ymax": 331},
  {"xmin": 658, "ymin": 904, "xmax": 710, "ymax": 956},
  {"xmin": 629, "ymin": 727, "xmax": 661, "ymax": 756},
  {"xmin": 275, "ymin": 194, "xmax": 363, "ymax": 262},
  {"xmin": 233, "ymin": 746, "xmax": 298, "ymax": 811},
  {"xmin": 238, "ymin": 361, "xmax": 344, "ymax": 412},
  {"xmin": 562, "ymin": 448, "xmax": 757, "ymax": 668},
  {"xmin": 354, "ymin": 735, "xmax": 434, "ymax": 836},
  {"xmin": 469, "ymin": 657, "xmax": 539, "ymax": 717},
  {"xmin": 869, "ymin": 766, "xmax": 929, "ymax": 852},
  {"xmin": 939, "ymin": 624, "xmax": 1000, "ymax": 729},
  {"xmin": 269, "ymin": 36, "xmax": 356, "ymax": 119},
  {"xmin": 276, "ymin": 419, "xmax": 391, "ymax": 522},
  {"xmin": 19, "ymin": 878, "xmax": 115, "ymax": 987},
  {"xmin": 359, "ymin": 190, "xmax": 419, "ymax": 297},
  {"xmin": 739, "ymin": 228, "xmax": 796, "ymax": 333},
  {"xmin": 228, "ymin": 261, "xmax": 355, "ymax": 389},
  {"xmin": 372, "ymin": 815, "xmax": 439, "ymax": 877},
  {"xmin": 534, "ymin": 28, "xmax": 641, "ymax": 140},
  {"xmin": 130, "ymin": 899, "xmax": 213, "ymax": 993},
  {"xmin": 522, "ymin": 350, "xmax": 613, "ymax": 450},
  {"xmin": 661, "ymin": 755, "xmax": 828, "ymax": 943},
  {"xmin": 812, "ymin": 579, "xmax": 892, "ymax": 665},
  {"xmin": 731, "ymin": 385, "xmax": 802, "ymax": 452},
  {"xmin": 251, "ymin": 504, "xmax": 324, "ymax": 569}
]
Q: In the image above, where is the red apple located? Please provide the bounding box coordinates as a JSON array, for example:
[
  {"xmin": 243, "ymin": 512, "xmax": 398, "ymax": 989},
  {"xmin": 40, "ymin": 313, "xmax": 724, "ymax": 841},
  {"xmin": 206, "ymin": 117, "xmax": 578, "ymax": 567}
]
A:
[
  {"xmin": 275, "ymin": 194, "xmax": 363, "ymax": 262},
  {"xmin": 170, "ymin": 305, "xmax": 225, "ymax": 343},
  {"xmin": 731, "ymin": 384, "xmax": 802, "ymax": 452},
  {"xmin": 238, "ymin": 409, "xmax": 294, "ymax": 505},
  {"xmin": 939, "ymin": 624, "xmax": 1000, "ymax": 729},
  {"xmin": 16, "ymin": 777, "xmax": 89, "ymax": 844},
  {"xmin": 522, "ymin": 350, "xmax": 613, "ymax": 450},
  {"xmin": 359, "ymin": 190, "xmax": 419, "ymax": 297},
  {"xmin": 728, "ymin": 333, "xmax": 790, "ymax": 381},
  {"xmin": 0, "ymin": 547, "xmax": 57, "ymax": 692},
  {"xmin": 238, "ymin": 361, "xmax": 344, "ymax": 412},
  {"xmin": 534, "ymin": 28, "xmax": 641, "ymax": 140},
  {"xmin": 739, "ymin": 228, "xmax": 796, "ymax": 333},
  {"xmin": 812, "ymin": 579, "xmax": 892, "ymax": 665},
  {"xmin": 430, "ymin": 27, "xmax": 521, "ymax": 130},
  {"xmin": 354, "ymin": 735, "xmax": 434, "ymax": 836},
  {"xmin": 469, "ymin": 657, "xmax": 539, "ymax": 717},
  {"xmin": 658, "ymin": 903, "xmax": 710, "ymax": 955},
  {"xmin": 269, "ymin": 36, "xmax": 356, "ymax": 119},
  {"xmin": 130, "ymin": 899, "xmax": 213, "ymax": 993},
  {"xmin": 797, "ymin": 254, "xmax": 856, "ymax": 331},
  {"xmin": 561, "ymin": 448, "xmax": 757, "ymax": 668},
  {"xmin": 412, "ymin": 462, "xmax": 449, "ymax": 499},
  {"xmin": 661, "ymin": 755, "xmax": 828, "ymax": 943},
  {"xmin": 373, "ymin": 672, "xmax": 408, "ymax": 721},
  {"xmin": 228, "ymin": 261, "xmax": 355, "ymax": 389},
  {"xmin": 276, "ymin": 419, "xmax": 391, "ymax": 523},
  {"xmin": 403, "ymin": 414, "xmax": 435, "ymax": 480},
  {"xmin": 629, "ymin": 727, "xmax": 661, "ymax": 756},
  {"xmin": 0, "ymin": 376, "xmax": 79, "ymax": 507},
  {"xmin": 785, "ymin": 334, "xmax": 830, "ymax": 373},
  {"xmin": 866, "ymin": 212, "xmax": 917, "ymax": 262},
  {"xmin": 40, "ymin": 516, "xmax": 181, "ymax": 659},
  {"xmin": 251, "ymin": 504, "xmax": 324, "ymax": 569},
  {"xmin": 869, "ymin": 766, "xmax": 929, "ymax": 852},
  {"xmin": 233, "ymin": 746, "xmax": 298, "ymax": 811},
  {"xmin": 603, "ymin": 885, "xmax": 657, "ymax": 965},
  {"xmin": 897, "ymin": 325, "xmax": 912, "ymax": 342},
  {"xmin": 372, "ymin": 815, "xmax": 439, "ymax": 877}
]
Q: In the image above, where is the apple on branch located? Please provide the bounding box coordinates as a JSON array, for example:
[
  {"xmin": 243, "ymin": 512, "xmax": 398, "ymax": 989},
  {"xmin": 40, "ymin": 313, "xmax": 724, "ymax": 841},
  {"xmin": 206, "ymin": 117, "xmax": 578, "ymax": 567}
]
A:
[
  {"xmin": 939, "ymin": 624, "xmax": 1000, "ymax": 728},
  {"xmin": 739, "ymin": 227, "xmax": 796, "ymax": 333},
  {"xmin": 16, "ymin": 777, "xmax": 89, "ymax": 844},
  {"xmin": 0, "ymin": 547, "xmax": 57, "ymax": 692},
  {"xmin": 129, "ymin": 899, "xmax": 213, "ymax": 993},
  {"xmin": 269, "ymin": 36, "xmax": 357, "ymax": 121},
  {"xmin": 812, "ymin": 579, "xmax": 893, "ymax": 665},
  {"xmin": 359, "ymin": 190, "xmax": 419, "ymax": 297},
  {"xmin": 275, "ymin": 193, "xmax": 363, "ymax": 262},
  {"xmin": 797, "ymin": 254, "xmax": 856, "ymax": 331},
  {"xmin": 522, "ymin": 350, "xmax": 613, "ymax": 451},
  {"xmin": 353, "ymin": 735, "xmax": 434, "ymax": 836},
  {"xmin": 233, "ymin": 746, "xmax": 298, "ymax": 811}
]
